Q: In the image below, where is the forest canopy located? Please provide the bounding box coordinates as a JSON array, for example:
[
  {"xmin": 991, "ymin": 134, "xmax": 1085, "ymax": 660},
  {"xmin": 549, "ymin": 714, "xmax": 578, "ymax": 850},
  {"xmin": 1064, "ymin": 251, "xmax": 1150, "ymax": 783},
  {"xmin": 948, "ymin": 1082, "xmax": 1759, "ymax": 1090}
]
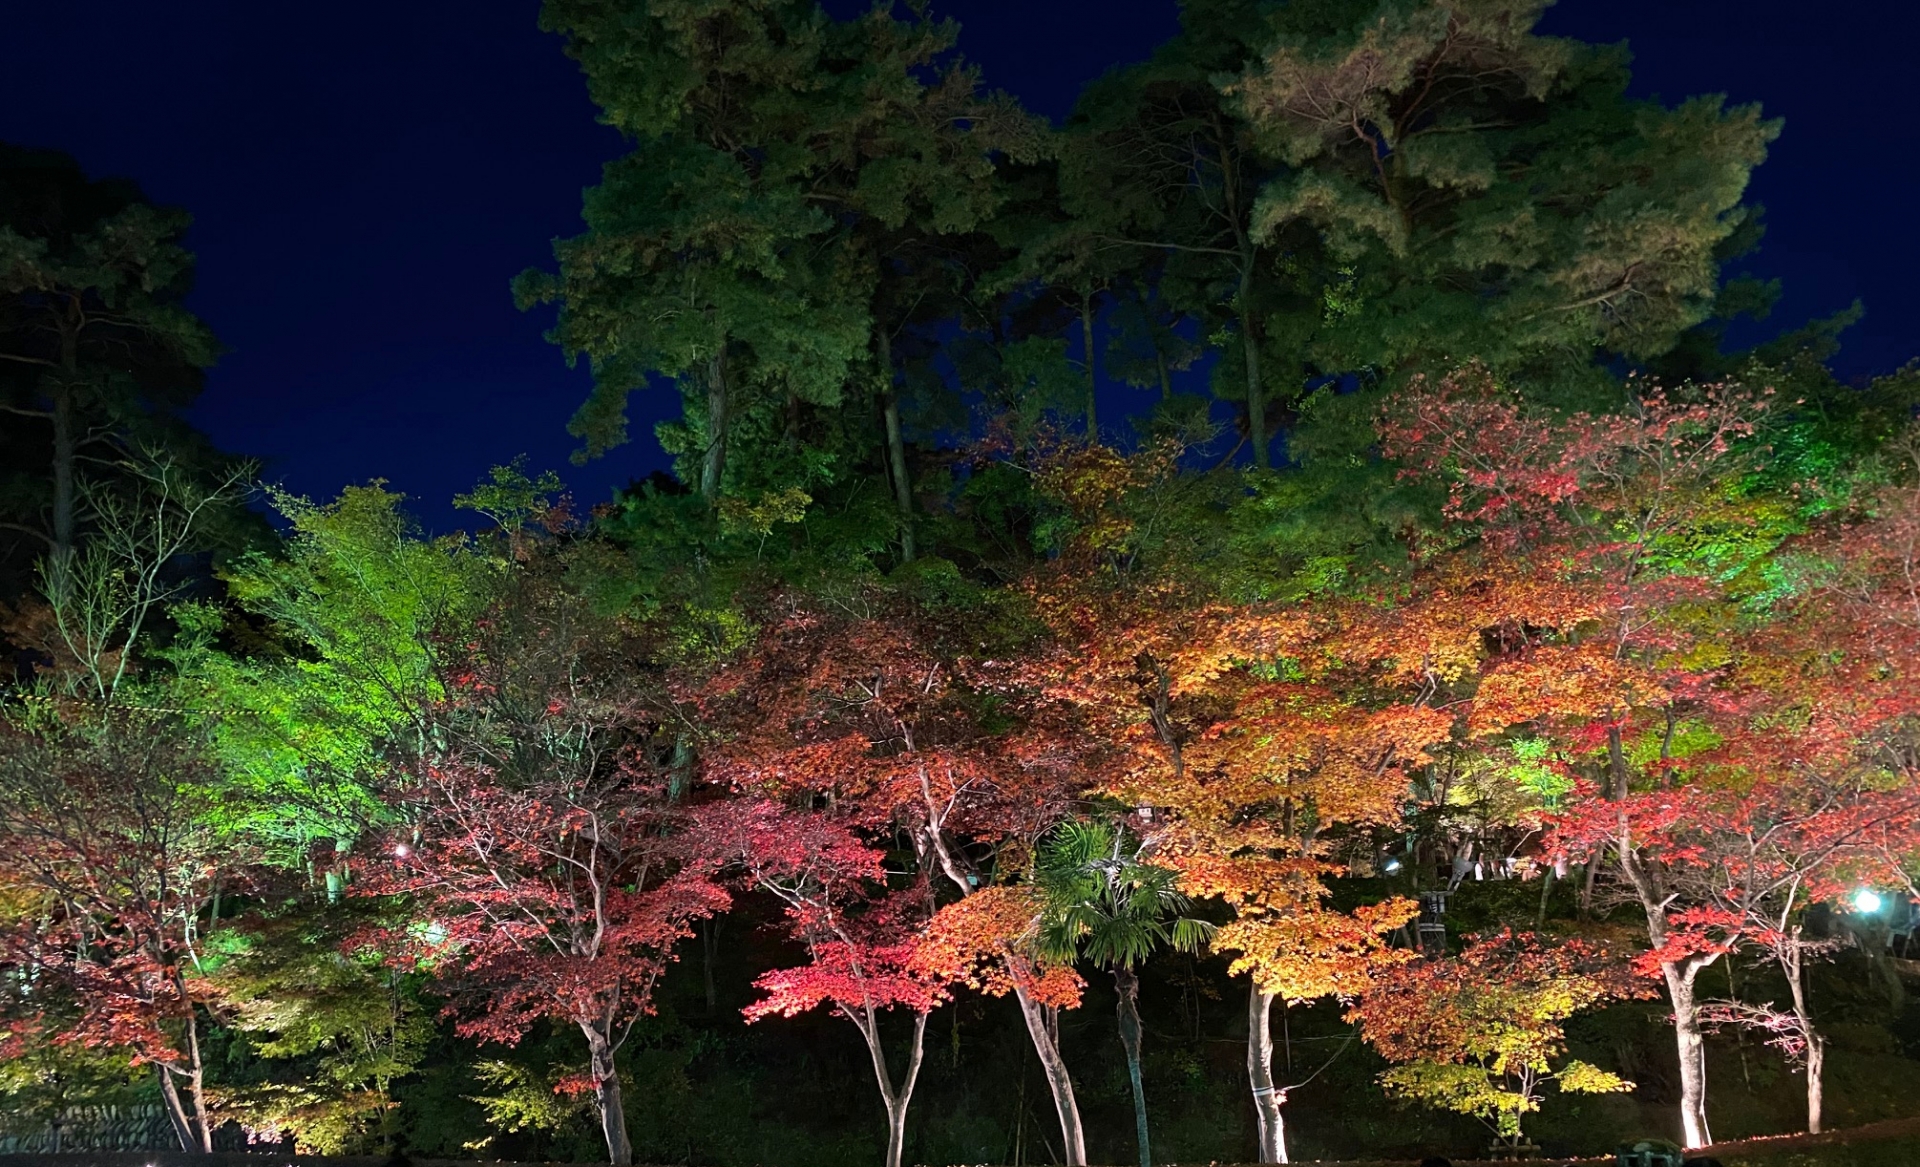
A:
[{"xmin": 3, "ymin": 2, "xmax": 1919, "ymax": 1165}]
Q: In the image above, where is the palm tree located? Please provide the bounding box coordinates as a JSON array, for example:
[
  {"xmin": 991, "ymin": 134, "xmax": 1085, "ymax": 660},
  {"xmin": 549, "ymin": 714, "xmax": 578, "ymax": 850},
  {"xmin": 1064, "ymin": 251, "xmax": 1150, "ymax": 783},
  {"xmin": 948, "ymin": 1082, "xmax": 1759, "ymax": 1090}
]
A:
[{"xmin": 1033, "ymin": 819, "xmax": 1213, "ymax": 1167}]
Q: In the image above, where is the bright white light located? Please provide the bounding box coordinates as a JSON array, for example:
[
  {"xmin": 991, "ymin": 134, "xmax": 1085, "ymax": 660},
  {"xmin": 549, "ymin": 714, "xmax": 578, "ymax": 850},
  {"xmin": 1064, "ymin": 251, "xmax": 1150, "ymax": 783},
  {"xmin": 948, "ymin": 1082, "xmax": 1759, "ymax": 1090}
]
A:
[
  {"xmin": 1852, "ymin": 887, "xmax": 1885, "ymax": 913},
  {"xmin": 1382, "ymin": 857, "xmax": 1404, "ymax": 875},
  {"xmin": 393, "ymin": 843, "xmax": 412, "ymax": 859}
]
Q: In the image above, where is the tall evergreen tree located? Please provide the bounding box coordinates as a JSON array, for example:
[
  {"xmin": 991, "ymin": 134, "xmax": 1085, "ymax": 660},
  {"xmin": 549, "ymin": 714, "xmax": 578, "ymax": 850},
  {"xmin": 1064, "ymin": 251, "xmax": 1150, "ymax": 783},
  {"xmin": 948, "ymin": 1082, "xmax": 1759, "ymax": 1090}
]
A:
[
  {"xmin": 0, "ymin": 145, "xmax": 222, "ymax": 595},
  {"xmin": 519, "ymin": 0, "xmax": 870, "ymax": 503},
  {"xmin": 1229, "ymin": 0, "xmax": 1777, "ymax": 400}
]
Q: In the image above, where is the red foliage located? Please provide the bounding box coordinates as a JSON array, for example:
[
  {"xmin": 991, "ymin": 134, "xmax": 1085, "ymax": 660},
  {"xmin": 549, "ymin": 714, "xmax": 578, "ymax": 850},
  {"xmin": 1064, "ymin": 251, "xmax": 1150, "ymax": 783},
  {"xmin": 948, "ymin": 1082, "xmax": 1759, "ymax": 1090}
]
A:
[
  {"xmin": 0, "ymin": 720, "xmax": 237, "ymax": 1149},
  {"xmin": 696, "ymin": 796, "xmax": 950, "ymax": 1023},
  {"xmin": 356, "ymin": 756, "xmax": 724, "ymax": 1049}
]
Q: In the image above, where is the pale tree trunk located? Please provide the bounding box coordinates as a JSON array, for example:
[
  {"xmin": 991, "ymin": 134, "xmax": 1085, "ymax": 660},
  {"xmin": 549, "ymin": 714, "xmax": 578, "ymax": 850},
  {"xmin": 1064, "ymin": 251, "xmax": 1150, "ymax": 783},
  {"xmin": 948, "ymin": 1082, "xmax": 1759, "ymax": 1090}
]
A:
[
  {"xmin": 877, "ymin": 329, "xmax": 914, "ymax": 561},
  {"xmin": 157, "ymin": 972, "xmax": 214, "ymax": 1153},
  {"xmin": 155, "ymin": 1065, "xmax": 199, "ymax": 1153},
  {"xmin": 917, "ymin": 797, "xmax": 1086, "ymax": 1165},
  {"xmin": 1782, "ymin": 935, "xmax": 1824, "ymax": 1133},
  {"xmin": 184, "ymin": 1010, "xmax": 212, "ymax": 1152},
  {"xmin": 1247, "ymin": 984, "xmax": 1286, "ymax": 1163},
  {"xmin": 1621, "ymin": 823, "xmax": 1715, "ymax": 1149},
  {"xmin": 1081, "ymin": 291, "xmax": 1098, "ymax": 437},
  {"xmin": 1113, "ymin": 966, "xmax": 1152, "ymax": 1167},
  {"xmin": 700, "ymin": 348, "xmax": 729, "ymax": 503},
  {"xmin": 1803, "ymin": 1026, "xmax": 1826, "ymax": 1137},
  {"xmin": 582, "ymin": 1021, "xmax": 633, "ymax": 1165},
  {"xmin": 1014, "ymin": 983, "xmax": 1088, "ymax": 1165},
  {"xmin": 1663, "ymin": 963, "xmax": 1713, "ymax": 1149},
  {"xmin": 853, "ymin": 1005, "xmax": 929, "ymax": 1167}
]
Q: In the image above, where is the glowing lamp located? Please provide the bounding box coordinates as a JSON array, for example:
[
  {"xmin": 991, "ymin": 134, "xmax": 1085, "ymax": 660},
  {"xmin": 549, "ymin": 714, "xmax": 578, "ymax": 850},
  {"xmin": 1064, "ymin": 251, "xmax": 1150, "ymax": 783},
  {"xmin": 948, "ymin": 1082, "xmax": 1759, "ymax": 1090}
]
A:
[
  {"xmin": 1382, "ymin": 857, "xmax": 1404, "ymax": 875},
  {"xmin": 1852, "ymin": 887, "xmax": 1885, "ymax": 914}
]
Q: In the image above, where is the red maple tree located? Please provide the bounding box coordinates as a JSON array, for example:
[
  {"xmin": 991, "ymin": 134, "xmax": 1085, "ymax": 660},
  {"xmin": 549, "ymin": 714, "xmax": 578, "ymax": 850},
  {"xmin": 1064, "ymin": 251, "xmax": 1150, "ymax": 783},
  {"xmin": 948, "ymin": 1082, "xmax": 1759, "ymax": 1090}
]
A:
[
  {"xmin": 696, "ymin": 591, "xmax": 1098, "ymax": 1164},
  {"xmin": 0, "ymin": 716, "xmax": 235, "ymax": 1153},
  {"xmin": 354, "ymin": 568, "xmax": 725, "ymax": 1166},
  {"xmin": 699, "ymin": 797, "xmax": 948, "ymax": 1167},
  {"xmin": 359, "ymin": 754, "xmax": 721, "ymax": 1166},
  {"xmin": 1376, "ymin": 366, "xmax": 1919, "ymax": 1150}
]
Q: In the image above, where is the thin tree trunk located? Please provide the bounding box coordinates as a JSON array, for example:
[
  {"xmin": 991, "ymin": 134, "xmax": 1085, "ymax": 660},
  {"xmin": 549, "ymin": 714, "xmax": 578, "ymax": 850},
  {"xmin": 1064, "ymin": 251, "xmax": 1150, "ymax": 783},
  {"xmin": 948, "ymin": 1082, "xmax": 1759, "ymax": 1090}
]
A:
[
  {"xmin": 920, "ymin": 810, "xmax": 1083, "ymax": 1163},
  {"xmin": 855, "ymin": 1006, "xmax": 929, "ymax": 1167},
  {"xmin": 1782, "ymin": 936, "xmax": 1824, "ymax": 1133},
  {"xmin": 1235, "ymin": 265, "xmax": 1268, "ymax": 470},
  {"xmin": 155, "ymin": 1065, "xmax": 198, "ymax": 1154},
  {"xmin": 701, "ymin": 347, "xmax": 729, "ymax": 503},
  {"xmin": 878, "ymin": 329, "xmax": 914, "ymax": 561},
  {"xmin": 1155, "ymin": 347, "xmax": 1170, "ymax": 400},
  {"xmin": 1247, "ymin": 984, "xmax": 1286, "ymax": 1163},
  {"xmin": 1664, "ymin": 964, "xmax": 1712, "ymax": 1149},
  {"xmin": 1114, "ymin": 966, "xmax": 1152, "ymax": 1167},
  {"xmin": 582, "ymin": 1021, "xmax": 634, "ymax": 1165},
  {"xmin": 1014, "ymin": 983, "xmax": 1087, "ymax": 1165},
  {"xmin": 185, "ymin": 1010, "xmax": 213, "ymax": 1152},
  {"xmin": 1617, "ymin": 796, "xmax": 1714, "ymax": 1150},
  {"xmin": 50, "ymin": 379, "xmax": 76, "ymax": 566},
  {"xmin": 1081, "ymin": 291, "xmax": 1098, "ymax": 437}
]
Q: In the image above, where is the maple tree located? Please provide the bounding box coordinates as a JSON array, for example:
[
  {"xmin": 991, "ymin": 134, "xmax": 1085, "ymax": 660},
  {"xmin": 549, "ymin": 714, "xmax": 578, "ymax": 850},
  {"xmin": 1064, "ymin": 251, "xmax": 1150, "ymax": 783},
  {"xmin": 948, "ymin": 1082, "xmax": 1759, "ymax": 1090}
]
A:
[
  {"xmin": 351, "ymin": 564, "xmax": 726, "ymax": 1166},
  {"xmin": 1379, "ymin": 366, "xmax": 1837, "ymax": 1149},
  {"xmin": 360, "ymin": 755, "xmax": 720, "ymax": 1166},
  {"xmin": 701, "ymin": 798, "xmax": 947, "ymax": 1167},
  {"xmin": 206, "ymin": 902, "xmax": 434, "ymax": 1154},
  {"xmin": 1351, "ymin": 929, "xmax": 1643, "ymax": 1149},
  {"xmin": 1360, "ymin": 400, "xmax": 1920, "ymax": 1153},
  {"xmin": 1631, "ymin": 421, "xmax": 1920, "ymax": 1135},
  {"xmin": 1673, "ymin": 767, "xmax": 1920, "ymax": 1137},
  {"xmin": 0, "ymin": 712, "xmax": 234, "ymax": 1153},
  {"xmin": 696, "ymin": 590, "xmax": 1099, "ymax": 1163},
  {"xmin": 1020, "ymin": 544, "xmax": 1438, "ymax": 1164}
]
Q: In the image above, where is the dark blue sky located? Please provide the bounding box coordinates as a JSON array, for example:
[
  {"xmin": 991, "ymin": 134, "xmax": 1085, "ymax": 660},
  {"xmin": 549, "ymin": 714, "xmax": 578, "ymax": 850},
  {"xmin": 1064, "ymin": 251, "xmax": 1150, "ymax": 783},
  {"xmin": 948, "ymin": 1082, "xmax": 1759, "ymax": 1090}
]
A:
[{"xmin": 4, "ymin": 2, "xmax": 1911, "ymax": 529}]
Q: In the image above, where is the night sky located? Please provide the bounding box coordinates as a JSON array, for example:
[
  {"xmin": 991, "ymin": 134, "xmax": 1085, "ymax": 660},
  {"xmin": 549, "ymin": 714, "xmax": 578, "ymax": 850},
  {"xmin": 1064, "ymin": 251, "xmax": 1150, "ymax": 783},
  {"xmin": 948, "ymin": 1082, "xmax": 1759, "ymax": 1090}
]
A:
[{"xmin": 4, "ymin": 2, "xmax": 1912, "ymax": 531}]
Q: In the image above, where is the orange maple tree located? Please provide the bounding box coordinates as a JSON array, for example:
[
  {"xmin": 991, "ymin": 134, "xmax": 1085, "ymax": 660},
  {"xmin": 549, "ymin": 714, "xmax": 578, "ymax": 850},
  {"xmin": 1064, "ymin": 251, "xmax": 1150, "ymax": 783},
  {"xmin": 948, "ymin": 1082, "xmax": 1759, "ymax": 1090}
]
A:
[{"xmin": 1020, "ymin": 554, "xmax": 1439, "ymax": 1163}]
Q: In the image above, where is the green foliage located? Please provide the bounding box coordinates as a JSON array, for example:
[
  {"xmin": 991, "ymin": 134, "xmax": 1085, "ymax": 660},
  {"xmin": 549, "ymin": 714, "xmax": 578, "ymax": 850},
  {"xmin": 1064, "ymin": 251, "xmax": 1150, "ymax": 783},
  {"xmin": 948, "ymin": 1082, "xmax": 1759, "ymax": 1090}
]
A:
[
  {"xmin": 463, "ymin": 1060, "xmax": 595, "ymax": 1150},
  {"xmin": 174, "ymin": 484, "xmax": 493, "ymax": 857},
  {"xmin": 0, "ymin": 1040, "xmax": 148, "ymax": 1139},
  {"xmin": 209, "ymin": 906, "xmax": 433, "ymax": 1153},
  {"xmin": 1032, "ymin": 819, "xmax": 1214, "ymax": 971},
  {"xmin": 8, "ymin": 4, "xmax": 1918, "ymax": 1165},
  {"xmin": 453, "ymin": 458, "xmax": 566, "ymax": 544}
]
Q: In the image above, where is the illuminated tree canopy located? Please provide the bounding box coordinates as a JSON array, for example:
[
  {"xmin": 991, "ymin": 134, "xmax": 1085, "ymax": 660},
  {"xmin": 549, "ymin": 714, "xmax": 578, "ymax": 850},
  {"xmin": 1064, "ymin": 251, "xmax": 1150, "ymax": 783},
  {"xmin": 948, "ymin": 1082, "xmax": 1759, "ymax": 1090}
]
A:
[{"xmin": 3, "ymin": 2, "xmax": 1919, "ymax": 1164}]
